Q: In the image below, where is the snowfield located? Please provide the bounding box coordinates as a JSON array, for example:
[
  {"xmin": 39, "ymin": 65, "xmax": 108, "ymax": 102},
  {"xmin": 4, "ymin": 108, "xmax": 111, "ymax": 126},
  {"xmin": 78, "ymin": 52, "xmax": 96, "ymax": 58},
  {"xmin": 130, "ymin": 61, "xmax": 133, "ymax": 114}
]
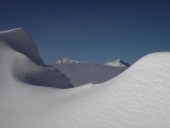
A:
[
  {"xmin": 0, "ymin": 28, "xmax": 170, "ymax": 128},
  {"xmin": 54, "ymin": 61, "xmax": 128, "ymax": 87}
]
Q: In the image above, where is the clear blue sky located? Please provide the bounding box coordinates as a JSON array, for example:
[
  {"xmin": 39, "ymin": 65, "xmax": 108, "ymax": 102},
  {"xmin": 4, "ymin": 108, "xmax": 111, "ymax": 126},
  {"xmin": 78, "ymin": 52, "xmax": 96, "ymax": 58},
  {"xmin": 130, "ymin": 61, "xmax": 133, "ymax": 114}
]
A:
[{"xmin": 0, "ymin": 0, "xmax": 170, "ymax": 64}]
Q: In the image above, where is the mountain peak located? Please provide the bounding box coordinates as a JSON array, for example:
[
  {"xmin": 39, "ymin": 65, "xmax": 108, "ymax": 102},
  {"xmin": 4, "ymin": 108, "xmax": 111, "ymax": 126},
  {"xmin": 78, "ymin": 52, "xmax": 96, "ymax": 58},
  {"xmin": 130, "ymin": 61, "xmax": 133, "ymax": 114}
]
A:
[
  {"xmin": 105, "ymin": 59, "xmax": 130, "ymax": 67},
  {"xmin": 56, "ymin": 58, "xmax": 80, "ymax": 64}
]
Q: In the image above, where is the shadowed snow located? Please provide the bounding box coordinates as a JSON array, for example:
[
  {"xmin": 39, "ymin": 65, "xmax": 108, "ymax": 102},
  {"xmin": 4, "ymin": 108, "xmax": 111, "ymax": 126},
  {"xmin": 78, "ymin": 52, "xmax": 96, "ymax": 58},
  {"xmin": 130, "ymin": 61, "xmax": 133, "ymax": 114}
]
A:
[
  {"xmin": 54, "ymin": 62, "xmax": 127, "ymax": 86},
  {"xmin": 0, "ymin": 28, "xmax": 73, "ymax": 88},
  {"xmin": 0, "ymin": 28, "xmax": 170, "ymax": 128}
]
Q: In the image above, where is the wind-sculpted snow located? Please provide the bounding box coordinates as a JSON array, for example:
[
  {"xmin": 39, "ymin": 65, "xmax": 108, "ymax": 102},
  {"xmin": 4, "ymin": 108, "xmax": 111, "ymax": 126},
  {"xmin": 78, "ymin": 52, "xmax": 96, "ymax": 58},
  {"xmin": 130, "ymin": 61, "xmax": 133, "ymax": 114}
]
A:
[
  {"xmin": 0, "ymin": 28, "xmax": 73, "ymax": 88},
  {"xmin": 0, "ymin": 28, "xmax": 170, "ymax": 128},
  {"xmin": 0, "ymin": 28, "xmax": 44, "ymax": 65}
]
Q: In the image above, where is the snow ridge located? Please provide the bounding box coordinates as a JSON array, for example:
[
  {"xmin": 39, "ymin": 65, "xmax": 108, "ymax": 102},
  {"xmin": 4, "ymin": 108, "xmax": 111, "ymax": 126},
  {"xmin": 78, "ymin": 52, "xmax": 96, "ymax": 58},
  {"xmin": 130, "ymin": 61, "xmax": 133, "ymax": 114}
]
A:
[
  {"xmin": 1, "ymin": 28, "xmax": 170, "ymax": 128},
  {"xmin": 0, "ymin": 27, "xmax": 44, "ymax": 65},
  {"xmin": 0, "ymin": 28, "xmax": 73, "ymax": 88}
]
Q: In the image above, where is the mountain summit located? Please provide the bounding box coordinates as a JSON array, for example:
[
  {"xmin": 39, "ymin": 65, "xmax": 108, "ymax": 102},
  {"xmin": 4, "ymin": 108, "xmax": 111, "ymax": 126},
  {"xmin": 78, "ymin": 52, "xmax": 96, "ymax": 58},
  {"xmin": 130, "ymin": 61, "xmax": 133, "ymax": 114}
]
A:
[
  {"xmin": 56, "ymin": 58, "xmax": 80, "ymax": 64},
  {"xmin": 105, "ymin": 59, "xmax": 130, "ymax": 67}
]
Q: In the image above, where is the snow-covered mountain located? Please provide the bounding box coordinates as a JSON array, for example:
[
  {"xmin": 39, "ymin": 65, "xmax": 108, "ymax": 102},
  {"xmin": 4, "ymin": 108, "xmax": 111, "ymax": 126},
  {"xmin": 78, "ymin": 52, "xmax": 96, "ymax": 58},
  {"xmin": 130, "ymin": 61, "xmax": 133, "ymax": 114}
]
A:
[
  {"xmin": 56, "ymin": 58, "xmax": 80, "ymax": 64},
  {"xmin": 105, "ymin": 59, "xmax": 130, "ymax": 67},
  {"xmin": 54, "ymin": 60, "xmax": 128, "ymax": 87},
  {"xmin": 0, "ymin": 28, "xmax": 170, "ymax": 128}
]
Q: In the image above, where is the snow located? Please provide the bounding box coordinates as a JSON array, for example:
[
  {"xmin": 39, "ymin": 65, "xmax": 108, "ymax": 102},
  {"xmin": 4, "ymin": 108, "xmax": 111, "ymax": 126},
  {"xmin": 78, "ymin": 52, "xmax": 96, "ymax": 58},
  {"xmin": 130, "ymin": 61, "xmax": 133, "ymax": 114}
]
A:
[
  {"xmin": 54, "ymin": 62, "xmax": 127, "ymax": 86},
  {"xmin": 56, "ymin": 58, "xmax": 80, "ymax": 64},
  {"xmin": 0, "ymin": 27, "xmax": 44, "ymax": 65},
  {"xmin": 0, "ymin": 28, "xmax": 73, "ymax": 88},
  {"xmin": 0, "ymin": 28, "xmax": 170, "ymax": 128},
  {"xmin": 105, "ymin": 59, "xmax": 130, "ymax": 67}
]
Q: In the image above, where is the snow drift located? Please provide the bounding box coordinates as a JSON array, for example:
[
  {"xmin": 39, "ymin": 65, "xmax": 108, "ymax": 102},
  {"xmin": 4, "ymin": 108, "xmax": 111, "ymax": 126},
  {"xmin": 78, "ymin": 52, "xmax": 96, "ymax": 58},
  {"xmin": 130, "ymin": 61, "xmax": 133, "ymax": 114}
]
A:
[
  {"xmin": 0, "ymin": 28, "xmax": 170, "ymax": 128},
  {"xmin": 0, "ymin": 28, "xmax": 73, "ymax": 88}
]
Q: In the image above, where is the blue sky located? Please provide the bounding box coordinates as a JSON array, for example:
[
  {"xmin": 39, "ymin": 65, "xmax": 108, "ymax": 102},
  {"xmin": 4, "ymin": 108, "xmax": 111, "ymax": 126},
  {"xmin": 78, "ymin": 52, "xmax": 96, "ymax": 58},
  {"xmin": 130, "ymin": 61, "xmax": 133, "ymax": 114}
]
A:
[{"xmin": 0, "ymin": 0, "xmax": 170, "ymax": 64}]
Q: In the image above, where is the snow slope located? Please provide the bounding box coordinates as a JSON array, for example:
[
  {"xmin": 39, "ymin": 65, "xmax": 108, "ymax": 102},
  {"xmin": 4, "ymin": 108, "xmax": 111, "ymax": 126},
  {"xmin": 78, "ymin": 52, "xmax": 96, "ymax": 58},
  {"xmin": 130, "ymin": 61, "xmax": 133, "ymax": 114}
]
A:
[
  {"xmin": 0, "ymin": 28, "xmax": 73, "ymax": 88},
  {"xmin": 0, "ymin": 28, "xmax": 170, "ymax": 128},
  {"xmin": 54, "ymin": 62, "xmax": 127, "ymax": 86}
]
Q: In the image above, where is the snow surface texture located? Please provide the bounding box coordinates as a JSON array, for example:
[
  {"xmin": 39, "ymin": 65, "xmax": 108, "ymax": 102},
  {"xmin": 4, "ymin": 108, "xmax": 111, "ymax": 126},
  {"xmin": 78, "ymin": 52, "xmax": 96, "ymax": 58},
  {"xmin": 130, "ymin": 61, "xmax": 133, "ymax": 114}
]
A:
[
  {"xmin": 0, "ymin": 28, "xmax": 73, "ymax": 88},
  {"xmin": 0, "ymin": 28, "xmax": 170, "ymax": 128},
  {"xmin": 54, "ymin": 62, "xmax": 127, "ymax": 87}
]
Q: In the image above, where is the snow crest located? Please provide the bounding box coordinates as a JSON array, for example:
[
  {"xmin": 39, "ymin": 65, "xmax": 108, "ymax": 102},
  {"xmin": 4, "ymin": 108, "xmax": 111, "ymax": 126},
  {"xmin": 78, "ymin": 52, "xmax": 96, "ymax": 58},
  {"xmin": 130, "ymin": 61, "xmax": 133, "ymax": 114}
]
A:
[{"xmin": 0, "ymin": 28, "xmax": 73, "ymax": 88}]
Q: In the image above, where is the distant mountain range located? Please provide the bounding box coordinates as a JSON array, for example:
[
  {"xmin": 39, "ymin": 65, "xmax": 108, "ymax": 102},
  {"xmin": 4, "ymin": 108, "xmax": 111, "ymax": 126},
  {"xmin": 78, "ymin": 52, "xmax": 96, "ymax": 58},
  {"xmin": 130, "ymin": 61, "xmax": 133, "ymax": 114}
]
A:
[
  {"xmin": 54, "ymin": 58, "xmax": 130, "ymax": 86},
  {"xmin": 56, "ymin": 58, "xmax": 80, "ymax": 64},
  {"xmin": 56, "ymin": 58, "xmax": 130, "ymax": 67}
]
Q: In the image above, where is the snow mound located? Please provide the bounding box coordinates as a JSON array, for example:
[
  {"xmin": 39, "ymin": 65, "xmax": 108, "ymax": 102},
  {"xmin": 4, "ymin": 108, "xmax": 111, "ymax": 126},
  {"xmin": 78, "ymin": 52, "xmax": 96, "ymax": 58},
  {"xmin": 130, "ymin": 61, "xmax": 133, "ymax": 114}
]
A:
[
  {"xmin": 0, "ymin": 28, "xmax": 44, "ymax": 65},
  {"xmin": 1, "ymin": 28, "xmax": 170, "ymax": 127},
  {"xmin": 105, "ymin": 59, "xmax": 130, "ymax": 67},
  {"xmin": 112, "ymin": 52, "xmax": 170, "ymax": 84},
  {"xmin": 0, "ymin": 28, "xmax": 73, "ymax": 88},
  {"xmin": 56, "ymin": 58, "xmax": 80, "ymax": 64},
  {"xmin": 0, "ymin": 52, "xmax": 170, "ymax": 128}
]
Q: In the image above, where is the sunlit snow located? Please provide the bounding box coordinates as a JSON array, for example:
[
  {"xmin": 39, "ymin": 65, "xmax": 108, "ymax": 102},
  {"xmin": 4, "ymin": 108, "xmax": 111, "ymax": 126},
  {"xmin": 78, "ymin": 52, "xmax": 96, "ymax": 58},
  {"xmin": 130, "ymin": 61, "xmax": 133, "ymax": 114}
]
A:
[{"xmin": 0, "ymin": 28, "xmax": 170, "ymax": 128}]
